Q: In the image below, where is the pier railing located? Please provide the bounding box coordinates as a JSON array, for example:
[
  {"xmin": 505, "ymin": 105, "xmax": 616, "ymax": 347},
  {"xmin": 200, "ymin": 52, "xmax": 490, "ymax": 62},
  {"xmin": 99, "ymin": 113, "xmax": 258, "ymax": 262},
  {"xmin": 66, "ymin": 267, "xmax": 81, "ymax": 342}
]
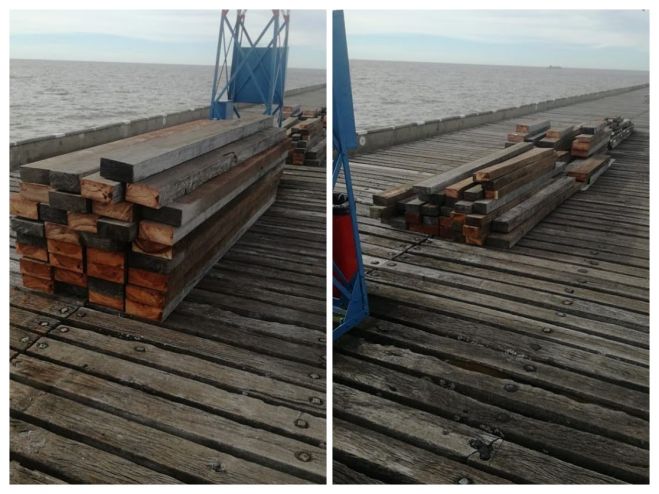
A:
[
  {"xmin": 352, "ymin": 83, "xmax": 649, "ymax": 155},
  {"xmin": 10, "ymin": 83, "xmax": 326, "ymax": 169}
]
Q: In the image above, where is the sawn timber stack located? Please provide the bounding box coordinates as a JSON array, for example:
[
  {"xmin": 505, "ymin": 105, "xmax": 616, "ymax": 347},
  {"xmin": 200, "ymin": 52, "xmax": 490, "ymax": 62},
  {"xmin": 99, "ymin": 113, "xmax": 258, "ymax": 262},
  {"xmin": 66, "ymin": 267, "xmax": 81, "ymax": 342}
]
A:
[
  {"xmin": 13, "ymin": 115, "xmax": 286, "ymax": 322},
  {"xmin": 369, "ymin": 116, "xmax": 631, "ymax": 248}
]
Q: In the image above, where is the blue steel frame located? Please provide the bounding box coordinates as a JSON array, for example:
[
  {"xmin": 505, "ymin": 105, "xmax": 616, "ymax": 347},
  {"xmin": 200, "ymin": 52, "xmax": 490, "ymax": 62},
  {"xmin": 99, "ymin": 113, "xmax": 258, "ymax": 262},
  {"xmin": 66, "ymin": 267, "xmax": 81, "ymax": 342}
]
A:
[
  {"xmin": 333, "ymin": 10, "xmax": 368, "ymax": 341},
  {"xmin": 210, "ymin": 10, "xmax": 290, "ymax": 125}
]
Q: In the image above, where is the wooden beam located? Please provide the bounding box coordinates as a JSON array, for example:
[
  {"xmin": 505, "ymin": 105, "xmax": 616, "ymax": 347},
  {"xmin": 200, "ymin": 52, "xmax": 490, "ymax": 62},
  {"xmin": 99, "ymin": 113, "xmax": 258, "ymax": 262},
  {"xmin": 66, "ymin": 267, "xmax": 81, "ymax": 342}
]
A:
[
  {"xmin": 125, "ymin": 127, "xmax": 285, "ymax": 208},
  {"xmin": 10, "ymin": 193, "xmax": 39, "ymax": 220},
  {"xmin": 38, "ymin": 204, "xmax": 68, "ymax": 225},
  {"xmin": 49, "ymin": 253, "xmax": 84, "ymax": 273},
  {"xmin": 413, "ymin": 142, "xmax": 533, "ymax": 195},
  {"xmin": 492, "ymin": 176, "xmax": 579, "ymax": 233},
  {"xmin": 44, "ymin": 223, "xmax": 81, "ymax": 245},
  {"xmin": 96, "ymin": 219, "xmax": 138, "ymax": 243},
  {"xmin": 19, "ymin": 182, "xmax": 51, "ymax": 203},
  {"xmin": 474, "ymin": 148, "xmax": 554, "ymax": 181},
  {"xmin": 80, "ymin": 172, "xmax": 124, "ymax": 204},
  {"xmin": 100, "ymin": 114, "xmax": 272, "ymax": 182},
  {"xmin": 11, "ymin": 218, "xmax": 44, "ymax": 238},
  {"xmin": 515, "ymin": 119, "xmax": 550, "ymax": 135},
  {"xmin": 472, "ymin": 168, "xmax": 556, "ymax": 214},
  {"xmin": 19, "ymin": 258, "xmax": 52, "ymax": 280},
  {"xmin": 66, "ymin": 212, "xmax": 99, "ymax": 233},
  {"xmin": 139, "ymin": 142, "xmax": 287, "ymax": 227},
  {"xmin": 48, "ymin": 190, "xmax": 91, "ymax": 213},
  {"xmin": 91, "ymin": 201, "xmax": 134, "ymax": 223}
]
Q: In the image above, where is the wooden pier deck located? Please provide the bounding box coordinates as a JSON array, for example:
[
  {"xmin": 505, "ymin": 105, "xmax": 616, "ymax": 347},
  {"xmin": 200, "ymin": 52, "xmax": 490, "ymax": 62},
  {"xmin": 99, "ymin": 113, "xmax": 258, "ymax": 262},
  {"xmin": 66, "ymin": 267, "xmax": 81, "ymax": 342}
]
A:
[
  {"xmin": 333, "ymin": 87, "xmax": 649, "ymax": 484},
  {"xmin": 10, "ymin": 164, "xmax": 326, "ymax": 484}
]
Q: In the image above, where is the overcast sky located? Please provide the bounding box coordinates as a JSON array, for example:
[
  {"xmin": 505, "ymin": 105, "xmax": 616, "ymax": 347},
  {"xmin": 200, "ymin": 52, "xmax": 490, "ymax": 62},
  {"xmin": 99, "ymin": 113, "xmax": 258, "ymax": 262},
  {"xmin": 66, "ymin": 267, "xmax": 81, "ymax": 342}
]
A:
[
  {"xmin": 9, "ymin": 10, "xmax": 326, "ymax": 69},
  {"xmin": 345, "ymin": 10, "xmax": 649, "ymax": 71}
]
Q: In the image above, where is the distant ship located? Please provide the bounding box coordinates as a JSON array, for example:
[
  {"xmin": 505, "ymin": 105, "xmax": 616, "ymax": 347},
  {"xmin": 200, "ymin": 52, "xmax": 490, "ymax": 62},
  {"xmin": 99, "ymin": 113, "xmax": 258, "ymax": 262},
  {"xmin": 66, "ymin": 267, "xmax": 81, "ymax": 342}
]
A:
[{"xmin": 547, "ymin": 65, "xmax": 562, "ymax": 69}]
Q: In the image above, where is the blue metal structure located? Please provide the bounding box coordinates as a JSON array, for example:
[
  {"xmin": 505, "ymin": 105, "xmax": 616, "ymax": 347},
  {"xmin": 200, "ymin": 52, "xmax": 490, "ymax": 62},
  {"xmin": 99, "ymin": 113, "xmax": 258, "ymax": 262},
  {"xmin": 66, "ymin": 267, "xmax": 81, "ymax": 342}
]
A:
[
  {"xmin": 210, "ymin": 10, "xmax": 290, "ymax": 125},
  {"xmin": 333, "ymin": 10, "xmax": 368, "ymax": 340}
]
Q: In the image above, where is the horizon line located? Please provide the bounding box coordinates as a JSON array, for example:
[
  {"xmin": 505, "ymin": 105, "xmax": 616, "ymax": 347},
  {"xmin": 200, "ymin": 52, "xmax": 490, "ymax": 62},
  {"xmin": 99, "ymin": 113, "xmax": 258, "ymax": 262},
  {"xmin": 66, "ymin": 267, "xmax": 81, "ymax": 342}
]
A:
[{"xmin": 349, "ymin": 57, "xmax": 649, "ymax": 73}]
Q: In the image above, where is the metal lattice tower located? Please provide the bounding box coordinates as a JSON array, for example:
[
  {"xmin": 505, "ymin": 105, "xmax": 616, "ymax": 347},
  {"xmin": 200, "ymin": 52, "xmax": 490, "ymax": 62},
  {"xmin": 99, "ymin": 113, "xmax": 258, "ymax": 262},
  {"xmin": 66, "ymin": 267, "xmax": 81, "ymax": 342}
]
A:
[{"xmin": 210, "ymin": 9, "xmax": 290, "ymax": 125}]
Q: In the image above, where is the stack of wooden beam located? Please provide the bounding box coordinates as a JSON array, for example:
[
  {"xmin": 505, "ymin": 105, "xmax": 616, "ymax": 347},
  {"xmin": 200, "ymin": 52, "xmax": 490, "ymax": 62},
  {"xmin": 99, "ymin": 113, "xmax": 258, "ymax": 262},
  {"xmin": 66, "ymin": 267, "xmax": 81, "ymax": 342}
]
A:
[
  {"xmin": 571, "ymin": 121, "xmax": 612, "ymax": 158},
  {"xmin": 505, "ymin": 119, "xmax": 550, "ymax": 146},
  {"xmin": 371, "ymin": 140, "xmax": 582, "ymax": 248},
  {"xmin": 565, "ymin": 154, "xmax": 613, "ymax": 185},
  {"xmin": 605, "ymin": 116, "xmax": 634, "ymax": 149},
  {"xmin": 537, "ymin": 123, "xmax": 582, "ymax": 151},
  {"xmin": 13, "ymin": 114, "xmax": 287, "ymax": 321},
  {"xmin": 286, "ymin": 110, "xmax": 326, "ymax": 166}
]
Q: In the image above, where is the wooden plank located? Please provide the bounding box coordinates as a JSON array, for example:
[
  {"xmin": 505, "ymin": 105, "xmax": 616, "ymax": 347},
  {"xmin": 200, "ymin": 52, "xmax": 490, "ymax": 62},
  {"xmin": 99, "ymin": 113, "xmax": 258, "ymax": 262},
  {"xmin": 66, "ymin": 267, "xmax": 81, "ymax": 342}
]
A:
[
  {"xmin": 46, "ymin": 239, "xmax": 83, "ymax": 260},
  {"xmin": 334, "ymin": 418, "xmax": 509, "ymax": 484},
  {"xmin": 126, "ymin": 284, "xmax": 164, "ymax": 308},
  {"xmin": 472, "ymin": 168, "xmax": 556, "ymax": 214},
  {"xmin": 130, "ymin": 168, "xmax": 280, "ymax": 271},
  {"xmin": 88, "ymin": 289, "xmax": 124, "ymax": 311},
  {"xmin": 444, "ymin": 176, "xmax": 475, "ymax": 200},
  {"xmin": 21, "ymin": 274, "xmax": 54, "ymax": 294},
  {"xmin": 10, "ymin": 460, "xmax": 67, "ymax": 484},
  {"xmin": 66, "ymin": 212, "xmax": 99, "ymax": 233},
  {"xmin": 474, "ymin": 148, "xmax": 554, "ymax": 181},
  {"xmin": 87, "ymin": 263, "xmax": 125, "ymax": 284},
  {"xmin": 492, "ymin": 176, "xmax": 578, "ymax": 233},
  {"xmin": 48, "ymin": 190, "xmax": 90, "ymax": 213},
  {"xmin": 10, "ymin": 193, "xmax": 39, "ymax": 220},
  {"xmin": 49, "ymin": 253, "xmax": 84, "ymax": 273},
  {"xmin": 463, "ymin": 184, "xmax": 483, "ymax": 201},
  {"xmin": 125, "ymin": 127, "xmax": 285, "ymax": 208},
  {"xmin": 373, "ymin": 182, "xmax": 417, "ymax": 207},
  {"xmin": 10, "ymin": 381, "xmax": 304, "ymax": 484},
  {"xmin": 413, "ymin": 142, "xmax": 534, "ymax": 195},
  {"xmin": 566, "ymin": 155, "xmax": 611, "ymax": 182},
  {"xmin": 79, "ymin": 232, "xmax": 127, "ymax": 252},
  {"xmin": 487, "ymin": 183, "xmax": 581, "ymax": 248},
  {"xmin": 101, "ymin": 114, "xmax": 272, "ymax": 182},
  {"xmin": 92, "ymin": 201, "xmax": 134, "ymax": 222},
  {"xmin": 19, "ymin": 119, "xmax": 236, "ymax": 191},
  {"xmin": 87, "ymin": 247, "xmax": 125, "ymax": 268},
  {"xmin": 483, "ymin": 157, "xmax": 555, "ymax": 199},
  {"xmin": 16, "ymin": 232, "xmax": 46, "ymax": 247},
  {"xmin": 137, "ymin": 154, "xmax": 286, "ymax": 243},
  {"xmin": 127, "ymin": 268, "xmax": 169, "ymax": 293},
  {"xmin": 11, "ymin": 218, "xmax": 44, "ymax": 238},
  {"xmin": 96, "ymin": 218, "xmax": 138, "ymax": 243},
  {"xmin": 125, "ymin": 298, "xmax": 163, "ymax": 320},
  {"xmin": 27, "ymin": 336, "xmax": 325, "ymax": 445},
  {"xmin": 10, "ymin": 418, "xmax": 180, "ymax": 483},
  {"xmin": 516, "ymin": 119, "xmax": 550, "ymax": 134},
  {"xmin": 16, "ymin": 243, "xmax": 48, "ymax": 262},
  {"xmin": 11, "ymin": 355, "xmax": 325, "ymax": 482},
  {"xmin": 335, "ymin": 383, "xmax": 622, "ymax": 484},
  {"xmin": 53, "ymin": 268, "xmax": 87, "ymax": 288},
  {"xmin": 88, "ymin": 277, "xmax": 124, "ymax": 299},
  {"xmin": 38, "ymin": 204, "xmax": 68, "ymax": 225},
  {"xmin": 44, "ymin": 222, "xmax": 81, "ymax": 245},
  {"xmin": 80, "ymin": 172, "xmax": 124, "ymax": 203},
  {"xmin": 484, "ymin": 154, "xmax": 555, "ymax": 190},
  {"xmin": 132, "ymin": 185, "xmax": 278, "ymax": 320},
  {"xmin": 19, "ymin": 182, "xmax": 51, "ymax": 203},
  {"xmin": 19, "ymin": 258, "xmax": 52, "ymax": 280}
]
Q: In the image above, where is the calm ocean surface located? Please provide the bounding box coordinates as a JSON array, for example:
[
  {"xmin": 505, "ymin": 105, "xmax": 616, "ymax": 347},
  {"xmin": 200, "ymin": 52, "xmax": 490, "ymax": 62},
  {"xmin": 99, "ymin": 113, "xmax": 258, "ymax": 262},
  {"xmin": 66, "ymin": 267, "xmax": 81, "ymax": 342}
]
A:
[
  {"xmin": 10, "ymin": 59, "xmax": 326, "ymax": 141},
  {"xmin": 350, "ymin": 60, "xmax": 649, "ymax": 130}
]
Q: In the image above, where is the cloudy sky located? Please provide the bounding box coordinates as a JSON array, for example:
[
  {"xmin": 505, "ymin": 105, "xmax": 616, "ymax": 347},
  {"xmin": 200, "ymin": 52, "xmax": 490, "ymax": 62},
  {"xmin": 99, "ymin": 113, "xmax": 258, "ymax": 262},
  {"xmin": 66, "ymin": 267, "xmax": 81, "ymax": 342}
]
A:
[
  {"xmin": 345, "ymin": 10, "xmax": 649, "ymax": 70},
  {"xmin": 10, "ymin": 10, "xmax": 326, "ymax": 69}
]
